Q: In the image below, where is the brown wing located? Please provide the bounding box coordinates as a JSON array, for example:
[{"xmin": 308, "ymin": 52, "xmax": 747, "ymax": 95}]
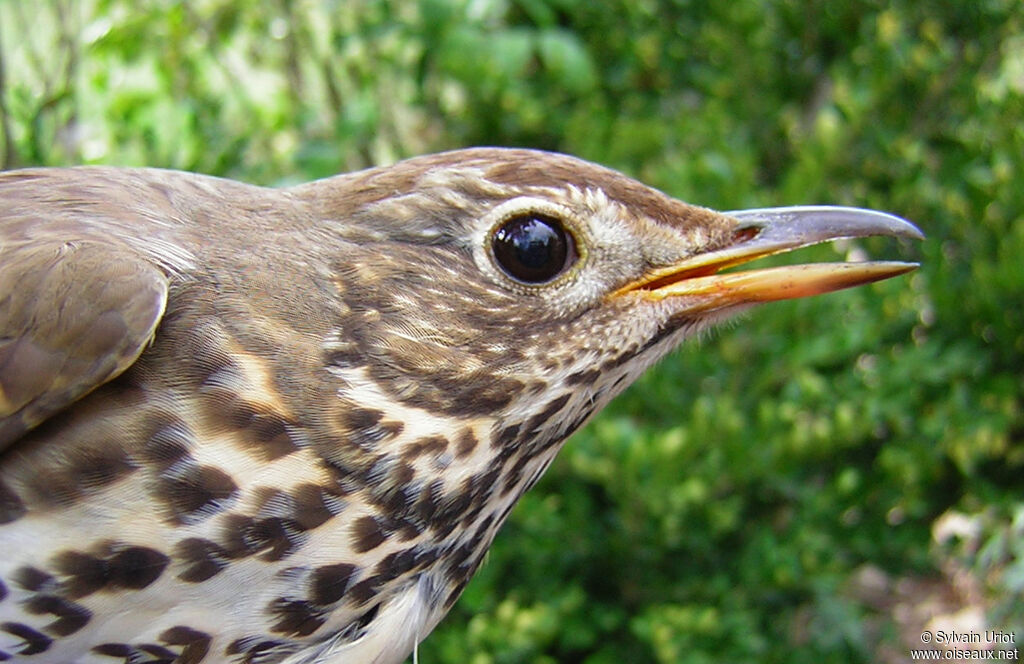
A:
[{"xmin": 0, "ymin": 236, "xmax": 168, "ymax": 450}]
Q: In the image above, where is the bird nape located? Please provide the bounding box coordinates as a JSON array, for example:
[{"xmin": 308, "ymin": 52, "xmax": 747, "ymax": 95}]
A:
[{"xmin": 0, "ymin": 148, "xmax": 921, "ymax": 664}]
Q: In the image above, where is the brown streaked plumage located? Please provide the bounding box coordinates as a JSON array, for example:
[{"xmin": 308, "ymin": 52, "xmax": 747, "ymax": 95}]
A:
[{"xmin": 0, "ymin": 148, "xmax": 922, "ymax": 663}]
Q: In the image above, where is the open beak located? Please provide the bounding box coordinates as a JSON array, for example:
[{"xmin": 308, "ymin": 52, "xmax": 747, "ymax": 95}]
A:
[{"xmin": 617, "ymin": 206, "xmax": 924, "ymax": 311}]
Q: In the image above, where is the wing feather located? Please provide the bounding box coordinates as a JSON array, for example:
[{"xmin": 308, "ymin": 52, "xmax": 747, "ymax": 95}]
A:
[{"xmin": 0, "ymin": 237, "xmax": 168, "ymax": 449}]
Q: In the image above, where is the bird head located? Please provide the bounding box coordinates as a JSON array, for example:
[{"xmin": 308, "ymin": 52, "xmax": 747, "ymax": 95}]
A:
[{"xmin": 296, "ymin": 148, "xmax": 921, "ymax": 465}]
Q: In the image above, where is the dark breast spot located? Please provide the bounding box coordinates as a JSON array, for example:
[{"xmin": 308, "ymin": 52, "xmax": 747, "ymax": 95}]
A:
[
  {"xmin": 316, "ymin": 452, "xmax": 368, "ymax": 496},
  {"xmin": 523, "ymin": 393, "xmax": 572, "ymax": 434},
  {"xmin": 52, "ymin": 545, "xmax": 170, "ymax": 596},
  {"xmin": 91, "ymin": 640, "xmax": 179, "ymax": 663},
  {"xmin": 91, "ymin": 643, "xmax": 135, "ymax": 658},
  {"xmin": 154, "ymin": 463, "xmax": 238, "ymax": 525},
  {"xmin": 15, "ymin": 444, "xmax": 137, "ymax": 513},
  {"xmin": 401, "ymin": 436, "xmax": 448, "ymax": 462},
  {"xmin": 563, "ymin": 411, "xmax": 595, "ymax": 442},
  {"xmin": 222, "ymin": 400, "xmax": 301, "ymax": 461},
  {"xmin": 252, "ymin": 487, "xmax": 294, "ymax": 515},
  {"xmin": 494, "ymin": 424, "xmax": 521, "ymax": 449},
  {"xmin": 267, "ymin": 599, "xmax": 325, "ymax": 637},
  {"xmin": 23, "ymin": 595, "xmax": 91, "ymax": 636},
  {"xmin": 141, "ymin": 417, "xmax": 195, "ymax": 470},
  {"xmin": 310, "ymin": 563, "xmax": 356, "ymax": 605},
  {"xmin": 88, "ymin": 619, "xmax": 211, "ymax": 662},
  {"xmin": 21, "ymin": 467, "xmax": 83, "ymax": 509},
  {"xmin": 374, "ymin": 547, "xmax": 419, "ymax": 583},
  {"xmin": 566, "ymin": 367, "xmax": 602, "ymax": 386},
  {"xmin": 500, "ymin": 455, "xmax": 532, "ymax": 497},
  {"xmin": 351, "ymin": 516, "xmax": 388, "ymax": 553},
  {"xmin": 345, "ymin": 577, "xmax": 381, "ymax": 606},
  {"xmin": 369, "ymin": 456, "xmax": 414, "ymax": 487},
  {"xmin": 431, "ymin": 487, "xmax": 473, "ymax": 536},
  {"xmin": 454, "ymin": 429, "xmax": 478, "ymax": 458},
  {"xmin": 225, "ymin": 637, "xmax": 296, "ymax": 664},
  {"xmin": 50, "ymin": 551, "xmax": 106, "ymax": 598},
  {"xmin": 337, "ymin": 406, "xmax": 383, "ymax": 432},
  {"xmin": 441, "ymin": 542, "xmax": 487, "ymax": 610},
  {"xmin": 175, "ymin": 538, "xmax": 229, "ymax": 583},
  {"xmin": 159, "ymin": 627, "xmax": 212, "ymax": 664},
  {"xmin": 444, "ymin": 539, "xmax": 476, "ymax": 577},
  {"xmin": 372, "ymin": 367, "xmax": 524, "ymax": 419},
  {"xmin": 188, "ymin": 333, "xmax": 302, "ymax": 462},
  {"xmin": 396, "ymin": 517, "xmax": 425, "ymax": 541},
  {"xmin": 1, "ymin": 622, "xmax": 52, "ymax": 655},
  {"xmin": 412, "ymin": 481, "xmax": 443, "ymax": 524},
  {"xmin": 365, "ymin": 459, "xmax": 417, "ymax": 517},
  {"xmin": 203, "ymin": 485, "xmax": 338, "ymax": 565},
  {"xmin": 444, "ymin": 578, "xmax": 471, "ymax": 609},
  {"xmin": 334, "ymin": 404, "xmax": 404, "ymax": 451},
  {"xmin": 11, "ymin": 567, "xmax": 55, "ymax": 593},
  {"xmin": 220, "ymin": 514, "xmax": 307, "ymax": 562},
  {"xmin": 106, "ymin": 546, "xmax": 170, "ymax": 589},
  {"xmin": 290, "ymin": 484, "xmax": 341, "ymax": 530},
  {"xmin": 67, "ymin": 445, "xmax": 139, "ymax": 492}
]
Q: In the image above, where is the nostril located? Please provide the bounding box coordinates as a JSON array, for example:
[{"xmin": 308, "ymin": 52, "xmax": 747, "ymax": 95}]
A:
[{"xmin": 732, "ymin": 226, "xmax": 761, "ymax": 244}]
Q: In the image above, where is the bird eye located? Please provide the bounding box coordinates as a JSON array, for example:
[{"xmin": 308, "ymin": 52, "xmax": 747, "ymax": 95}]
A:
[{"xmin": 491, "ymin": 213, "xmax": 576, "ymax": 284}]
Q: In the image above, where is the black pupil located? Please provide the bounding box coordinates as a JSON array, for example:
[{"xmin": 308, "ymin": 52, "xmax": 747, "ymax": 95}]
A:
[{"xmin": 492, "ymin": 214, "xmax": 571, "ymax": 283}]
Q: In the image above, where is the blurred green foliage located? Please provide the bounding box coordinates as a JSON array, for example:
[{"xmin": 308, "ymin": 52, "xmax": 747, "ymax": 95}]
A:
[{"xmin": 1, "ymin": 0, "xmax": 1021, "ymax": 661}]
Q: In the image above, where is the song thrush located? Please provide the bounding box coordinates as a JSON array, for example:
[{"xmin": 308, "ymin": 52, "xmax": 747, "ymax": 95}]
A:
[{"xmin": 0, "ymin": 148, "xmax": 921, "ymax": 663}]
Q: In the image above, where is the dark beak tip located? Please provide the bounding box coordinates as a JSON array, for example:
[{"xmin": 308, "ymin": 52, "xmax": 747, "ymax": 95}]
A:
[{"xmin": 905, "ymin": 225, "xmax": 927, "ymax": 241}]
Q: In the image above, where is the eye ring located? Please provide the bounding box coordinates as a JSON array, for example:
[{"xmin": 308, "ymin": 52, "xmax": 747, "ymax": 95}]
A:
[{"xmin": 490, "ymin": 212, "xmax": 578, "ymax": 284}]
